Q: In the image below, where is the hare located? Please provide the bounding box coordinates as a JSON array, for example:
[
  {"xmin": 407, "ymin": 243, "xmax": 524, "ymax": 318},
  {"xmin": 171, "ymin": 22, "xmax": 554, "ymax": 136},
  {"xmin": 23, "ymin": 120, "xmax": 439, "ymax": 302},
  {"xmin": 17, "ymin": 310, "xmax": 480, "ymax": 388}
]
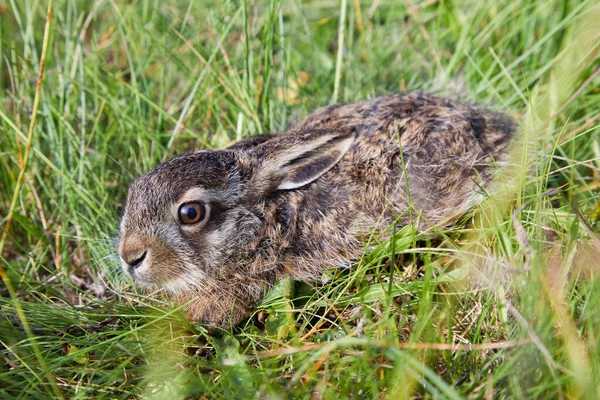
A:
[{"xmin": 118, "ymin": 93, "xmax": 514, "ymax": 328}]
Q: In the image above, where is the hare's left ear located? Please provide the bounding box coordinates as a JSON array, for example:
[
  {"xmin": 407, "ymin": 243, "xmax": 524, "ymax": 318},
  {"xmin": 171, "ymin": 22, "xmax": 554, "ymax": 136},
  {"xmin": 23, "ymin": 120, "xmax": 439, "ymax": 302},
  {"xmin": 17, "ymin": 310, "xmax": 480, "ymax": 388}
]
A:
[{"xmin": 249, "ymin": 129, "xmax": 355, "ymax": 191}]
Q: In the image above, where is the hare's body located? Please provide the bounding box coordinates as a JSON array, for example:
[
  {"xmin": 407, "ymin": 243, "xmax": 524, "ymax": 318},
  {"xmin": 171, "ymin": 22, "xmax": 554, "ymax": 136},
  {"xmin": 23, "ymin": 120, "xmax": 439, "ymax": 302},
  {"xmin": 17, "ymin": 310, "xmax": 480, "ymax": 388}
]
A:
[{"xmin": 118, "ymin": 93, "xmax": 513, "ymax": 327}]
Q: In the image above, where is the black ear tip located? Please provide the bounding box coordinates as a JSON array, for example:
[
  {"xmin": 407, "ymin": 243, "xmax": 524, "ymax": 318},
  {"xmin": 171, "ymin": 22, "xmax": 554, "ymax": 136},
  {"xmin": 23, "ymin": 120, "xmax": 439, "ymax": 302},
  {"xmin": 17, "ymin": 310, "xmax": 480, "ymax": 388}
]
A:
[
  {"xmin": 332, "ymin": 129, "xmax": 357, "ymax": 145},
  {"xmin": 338, "ymin": 128, "xmax": 357, "ymax": 138}
]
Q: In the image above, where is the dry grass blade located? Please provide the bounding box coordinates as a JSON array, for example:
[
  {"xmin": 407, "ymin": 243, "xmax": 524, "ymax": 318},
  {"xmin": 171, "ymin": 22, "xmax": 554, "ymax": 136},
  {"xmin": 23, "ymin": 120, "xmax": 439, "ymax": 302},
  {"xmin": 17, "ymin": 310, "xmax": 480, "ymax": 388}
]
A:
[{"xmin": 253, "ymin": 338, "xmax": 534, "ymax": 359}]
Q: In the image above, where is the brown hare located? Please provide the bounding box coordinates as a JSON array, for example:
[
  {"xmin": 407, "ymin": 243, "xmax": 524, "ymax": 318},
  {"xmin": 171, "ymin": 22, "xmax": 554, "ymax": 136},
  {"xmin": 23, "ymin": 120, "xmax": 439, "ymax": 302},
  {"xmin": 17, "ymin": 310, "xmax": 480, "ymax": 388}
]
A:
[{"xmin": 117, "ymin": 93, "xmax": 514, "ymax": 327}]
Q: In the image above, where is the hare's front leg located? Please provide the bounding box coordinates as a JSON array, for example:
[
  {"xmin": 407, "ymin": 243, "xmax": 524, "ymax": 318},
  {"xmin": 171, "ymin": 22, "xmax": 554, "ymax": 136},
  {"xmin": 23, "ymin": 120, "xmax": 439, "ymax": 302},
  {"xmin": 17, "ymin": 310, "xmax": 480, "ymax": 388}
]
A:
[{"xmin": 181, "ymin": 286, "xmax": 263, "ymax": 328}]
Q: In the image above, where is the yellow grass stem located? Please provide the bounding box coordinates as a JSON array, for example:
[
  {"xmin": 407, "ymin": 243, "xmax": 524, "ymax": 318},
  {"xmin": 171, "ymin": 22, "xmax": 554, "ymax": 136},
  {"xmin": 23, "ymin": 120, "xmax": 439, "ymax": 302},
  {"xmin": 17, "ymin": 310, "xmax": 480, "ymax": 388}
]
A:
[{"xmin": 0, "ymin": 1, "xmax": 63, "ymax": 398}]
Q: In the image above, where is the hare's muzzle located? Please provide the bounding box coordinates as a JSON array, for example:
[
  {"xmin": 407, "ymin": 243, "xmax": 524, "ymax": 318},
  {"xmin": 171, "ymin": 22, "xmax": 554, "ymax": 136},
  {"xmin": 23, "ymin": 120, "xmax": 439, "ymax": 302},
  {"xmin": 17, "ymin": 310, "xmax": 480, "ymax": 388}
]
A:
[
  {"xmin": 118, "ymin": 235, "xmax": 150, "ymax": 277},
  {"xmin": 122, "ymin": 249, "xmax": 147, "ymax": 276}
]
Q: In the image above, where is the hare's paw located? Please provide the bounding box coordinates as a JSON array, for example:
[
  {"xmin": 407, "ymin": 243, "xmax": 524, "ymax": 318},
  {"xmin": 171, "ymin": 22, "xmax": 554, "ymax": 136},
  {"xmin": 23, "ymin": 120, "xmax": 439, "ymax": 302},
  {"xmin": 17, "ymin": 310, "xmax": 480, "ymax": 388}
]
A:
[{"xmin": 184, "ymin": 294, "xmax": 254, "ymax": 329}]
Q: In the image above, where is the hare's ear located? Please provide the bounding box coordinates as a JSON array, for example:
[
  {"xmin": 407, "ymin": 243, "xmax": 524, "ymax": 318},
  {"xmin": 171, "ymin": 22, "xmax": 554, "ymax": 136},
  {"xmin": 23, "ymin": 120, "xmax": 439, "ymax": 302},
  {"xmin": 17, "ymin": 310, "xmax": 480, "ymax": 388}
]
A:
[{"xmin": 250, "ymin": 129, "xmax": 355, "ymax": 191}]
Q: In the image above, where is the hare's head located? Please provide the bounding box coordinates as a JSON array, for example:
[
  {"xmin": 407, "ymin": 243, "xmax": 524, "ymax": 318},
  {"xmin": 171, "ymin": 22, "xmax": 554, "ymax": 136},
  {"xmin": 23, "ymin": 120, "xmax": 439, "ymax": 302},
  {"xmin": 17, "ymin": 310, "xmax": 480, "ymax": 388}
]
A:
[{"xmin": 118, "ymin": 129, "xmax": 355, "ymax": 295}]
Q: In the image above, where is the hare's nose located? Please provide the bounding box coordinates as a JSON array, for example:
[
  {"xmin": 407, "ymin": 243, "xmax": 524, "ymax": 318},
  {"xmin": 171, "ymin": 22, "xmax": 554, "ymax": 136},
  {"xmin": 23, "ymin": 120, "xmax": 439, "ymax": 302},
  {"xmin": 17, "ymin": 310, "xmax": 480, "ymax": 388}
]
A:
[
  {"xmin": 121, "ymin": 248, "xmax": 148, "ymax": 274},
  {"xmin": 124, "ymin": 250, "xmax": 147, "ymax": 267}
]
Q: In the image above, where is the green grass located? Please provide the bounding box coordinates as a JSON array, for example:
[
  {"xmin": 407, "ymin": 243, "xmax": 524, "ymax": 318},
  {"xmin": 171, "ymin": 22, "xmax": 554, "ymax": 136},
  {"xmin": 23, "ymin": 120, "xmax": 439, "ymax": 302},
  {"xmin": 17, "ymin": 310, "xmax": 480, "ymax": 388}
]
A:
[{"xmin": 1, "ymin": 0, "xmax": 599, "ymax": 398}]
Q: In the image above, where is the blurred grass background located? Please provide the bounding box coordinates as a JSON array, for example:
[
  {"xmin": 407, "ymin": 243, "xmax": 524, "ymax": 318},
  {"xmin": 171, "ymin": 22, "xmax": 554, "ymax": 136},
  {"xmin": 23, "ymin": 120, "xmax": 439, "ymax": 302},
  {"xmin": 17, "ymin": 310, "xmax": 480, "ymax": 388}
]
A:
[{"xmin": 0, "ymin": 0, "xmax": 599, "ymax": 398}]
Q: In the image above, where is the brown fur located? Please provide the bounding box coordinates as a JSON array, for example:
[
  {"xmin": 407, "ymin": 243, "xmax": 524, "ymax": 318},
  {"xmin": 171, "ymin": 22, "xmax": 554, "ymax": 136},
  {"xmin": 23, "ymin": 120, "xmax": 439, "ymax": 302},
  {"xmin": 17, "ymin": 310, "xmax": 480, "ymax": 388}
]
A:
[{"xmin": 118, "ymin": 93, "xmax": 514, "ymax": 327}]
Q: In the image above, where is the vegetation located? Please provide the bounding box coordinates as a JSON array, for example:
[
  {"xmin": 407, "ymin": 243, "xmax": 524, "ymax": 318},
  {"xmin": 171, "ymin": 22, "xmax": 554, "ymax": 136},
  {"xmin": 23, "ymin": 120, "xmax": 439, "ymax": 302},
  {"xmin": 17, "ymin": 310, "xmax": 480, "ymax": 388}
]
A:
[{"xmin": 1, "ymin": 0, "xmax": 599, "ymax": 398}]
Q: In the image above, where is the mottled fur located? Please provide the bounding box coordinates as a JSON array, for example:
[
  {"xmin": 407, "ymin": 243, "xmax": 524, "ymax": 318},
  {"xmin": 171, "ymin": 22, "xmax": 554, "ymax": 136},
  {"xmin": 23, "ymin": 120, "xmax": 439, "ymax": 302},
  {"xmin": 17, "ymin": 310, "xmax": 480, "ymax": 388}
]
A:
[{"xmin": 118, "ymin": 93, "xmax": 514, "ymax": 327}]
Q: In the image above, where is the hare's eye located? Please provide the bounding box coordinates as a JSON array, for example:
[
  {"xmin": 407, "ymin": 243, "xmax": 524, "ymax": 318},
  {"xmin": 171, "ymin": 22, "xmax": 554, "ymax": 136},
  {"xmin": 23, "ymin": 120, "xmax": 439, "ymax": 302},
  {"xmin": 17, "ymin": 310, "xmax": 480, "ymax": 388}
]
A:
[{"xmin": 178, "ymin": 202, "xmax": 206, "ymax": 225}]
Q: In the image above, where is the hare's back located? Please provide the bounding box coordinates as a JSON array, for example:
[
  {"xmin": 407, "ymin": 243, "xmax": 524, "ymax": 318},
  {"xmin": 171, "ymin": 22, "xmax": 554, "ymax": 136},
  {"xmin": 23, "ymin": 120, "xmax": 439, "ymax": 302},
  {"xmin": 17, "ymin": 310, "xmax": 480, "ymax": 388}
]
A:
[
  {"xmin": 297, "ymin": 93, "xmax": 512, "ymax": 157},
  {"xmin": 297, "ymin": 93, "xmax": 514, "ymax": 225}
]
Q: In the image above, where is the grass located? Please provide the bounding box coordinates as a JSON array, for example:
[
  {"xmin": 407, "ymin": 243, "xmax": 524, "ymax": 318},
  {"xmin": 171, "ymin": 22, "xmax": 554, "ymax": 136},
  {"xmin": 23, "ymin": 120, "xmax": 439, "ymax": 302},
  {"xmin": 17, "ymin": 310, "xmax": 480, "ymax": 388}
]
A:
[{"xmin": 1, "ymin": 0, "xmax": 599, "ymax": 398}]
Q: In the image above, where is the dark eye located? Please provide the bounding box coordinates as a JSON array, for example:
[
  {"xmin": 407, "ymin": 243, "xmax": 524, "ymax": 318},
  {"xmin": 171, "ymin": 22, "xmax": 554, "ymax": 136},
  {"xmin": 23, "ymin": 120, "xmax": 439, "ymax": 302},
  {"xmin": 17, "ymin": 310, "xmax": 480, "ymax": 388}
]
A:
[{"xmin": 178, "ymin": 202, "xmax": 206, "ymax": 225}]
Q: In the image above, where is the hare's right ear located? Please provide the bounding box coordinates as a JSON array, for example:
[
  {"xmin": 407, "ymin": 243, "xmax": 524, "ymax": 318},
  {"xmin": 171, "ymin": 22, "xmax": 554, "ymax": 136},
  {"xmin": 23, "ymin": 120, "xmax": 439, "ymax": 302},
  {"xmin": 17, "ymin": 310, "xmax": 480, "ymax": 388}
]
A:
[{"xmin": 248, "ymin": 129, "xmax": 355, "ymax": 191}]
